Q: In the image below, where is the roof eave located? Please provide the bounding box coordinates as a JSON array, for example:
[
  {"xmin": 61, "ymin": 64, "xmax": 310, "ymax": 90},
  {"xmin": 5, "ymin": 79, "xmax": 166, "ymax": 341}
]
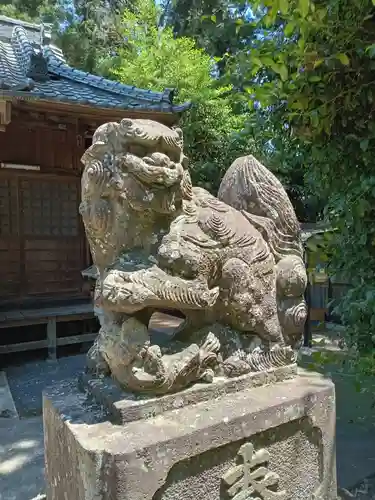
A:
[
  {"xmin": 0, "ymin": 88, "xmax": 185, "ymax": 113},
  {"xmin": 0, "ymin": 15, "xmax": 40, "ymax": 31},
  {"xmin": 172, "ymin": 101, "xmax": 192, "ymax": 113}
]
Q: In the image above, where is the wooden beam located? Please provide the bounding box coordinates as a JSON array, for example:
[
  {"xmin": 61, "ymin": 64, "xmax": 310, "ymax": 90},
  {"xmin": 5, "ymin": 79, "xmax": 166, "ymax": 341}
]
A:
[
  {"xmin": 0, "ymin": 100, "xmax": 11, "ymax": 131},
  {"xmin": 0, "ymin": 340, "xmax": 47, "ymax": 354},
  {"xmin": 57, "ymin": 333, "xmax": 96, "ymax": 346},
  {"xmin": 13, "ymin": 99, "xmax": 179, "ymax": 126},
  {"xmin": 0, "ymin": 333, "xmax": 96, "ymax": 354}
]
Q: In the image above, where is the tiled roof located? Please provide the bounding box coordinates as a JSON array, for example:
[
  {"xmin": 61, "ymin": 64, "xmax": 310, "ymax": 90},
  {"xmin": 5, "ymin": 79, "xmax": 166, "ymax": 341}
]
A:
[{"xmin": 0, "ymin": 16, "xmax": 191, "ymax": 113}]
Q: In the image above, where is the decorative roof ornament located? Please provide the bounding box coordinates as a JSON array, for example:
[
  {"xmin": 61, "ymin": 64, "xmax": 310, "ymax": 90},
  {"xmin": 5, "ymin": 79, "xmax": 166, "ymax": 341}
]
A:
[
  {"xmin": 40, "ymin": 22, "xmax": 52, "ymax": 46},
  {"xmin": 26, "ymin": 51, "xmax": 50, "ymax": 82}
]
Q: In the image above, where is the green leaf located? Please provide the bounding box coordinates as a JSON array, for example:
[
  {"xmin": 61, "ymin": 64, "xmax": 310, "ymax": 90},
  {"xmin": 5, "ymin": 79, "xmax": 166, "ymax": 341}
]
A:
[
  {"xmin": 308, "ymin": 76, "xmax": 321, "ymax": 82},
  {"xmin": 310, "ymin": 111, "xmax": 320, "ymax": 127},
  {"xmin": 210, "ymin": 15, "xmax": 217, "ymax": 23},
  {"xmin": 279, "ymin": 0, "xmax": 289, "ymax": 15},
  {"xmin": 307, "ymin": 241, "xmax": 319, "ymax": 252},
  {"xmin": 366, "ymin": 44, "xmax": 375, "ymax": 58},
  {"xmin": 264, "ymin": 14, "xmax": 273, "ymax": 27},
  {"xmin": 252, "ymin": 56, "xmax": 263, "ymax": 67},
  {"xmin": 278, "ymin": 64, "xmax": 288, "ymax": 82},
  {"xmin": 298, "ymin": 38, "xmax": 305, "ymax": 51},
  {"xmin": 271, "ymin": 63, "xmax": 288, "ymax": 82},
  {"xmin": 360, "ymin": 139, "xmax": 369, "ymax": 151},
  {"xmin": 372, "ymin": 0, "xmax": 375, "ymax": 5},
  {"xmin": 316, "ymin": 8, "xmax": 327, "ymax": 21},
  {"xmin": 291, "ymin": 102, "xmax": 303, "ymax": 109},
  {"xmin": 299, "ymin": 0, "xmax": 310, "ymax": 18},
  {"xmin": 313, "ymin": 58, "xmax": 324, "ymax": 68},
  {"xmin": 284, "ymin": 22, "xmax": 295, "ymax": 36},
  {"xmin": 260, "ymin": 56, "xmax": 275, "ymax": 67},
  {"xmin": 336, "ymin": 53, "xmax": 350, "ymax": 65},
  {"xmin": 290, "ymin": 97, "xmax": 309, "ymax": 109}
]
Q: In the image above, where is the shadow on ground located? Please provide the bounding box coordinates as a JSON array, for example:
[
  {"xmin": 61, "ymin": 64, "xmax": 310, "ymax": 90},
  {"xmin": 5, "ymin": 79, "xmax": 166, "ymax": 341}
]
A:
[
  {"xmin": 299, "ymin": 352, "xmax": 375, "ymax": 491},
  {"xmin": 0, "ymin": 416, "xmax": 44, "ymax": 500}
]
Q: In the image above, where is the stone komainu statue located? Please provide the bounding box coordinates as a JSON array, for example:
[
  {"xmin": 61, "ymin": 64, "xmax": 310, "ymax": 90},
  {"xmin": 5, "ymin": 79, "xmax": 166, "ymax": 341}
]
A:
[{"xmin": 80, "ymin": 119, "xmax": 307, "ymax": 395}]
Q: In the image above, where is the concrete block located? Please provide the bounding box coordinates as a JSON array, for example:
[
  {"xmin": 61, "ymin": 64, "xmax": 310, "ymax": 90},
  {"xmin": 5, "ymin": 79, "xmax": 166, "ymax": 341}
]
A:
[{"xmin": 43, "ymin": 370, "xmax": 337, "ymax": 500}]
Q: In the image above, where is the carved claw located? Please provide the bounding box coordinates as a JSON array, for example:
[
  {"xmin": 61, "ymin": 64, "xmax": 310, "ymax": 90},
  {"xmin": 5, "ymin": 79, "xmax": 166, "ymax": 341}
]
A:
[{"xmin": 200, "ymin": 332, "xmax": 221, "ymax": 354}]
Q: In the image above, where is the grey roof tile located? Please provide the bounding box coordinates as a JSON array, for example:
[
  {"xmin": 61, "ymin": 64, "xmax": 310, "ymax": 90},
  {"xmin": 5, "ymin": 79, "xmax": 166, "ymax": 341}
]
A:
[{"xmin": 0, "ymin": 16, "xmax": 191, "ymax": 114}]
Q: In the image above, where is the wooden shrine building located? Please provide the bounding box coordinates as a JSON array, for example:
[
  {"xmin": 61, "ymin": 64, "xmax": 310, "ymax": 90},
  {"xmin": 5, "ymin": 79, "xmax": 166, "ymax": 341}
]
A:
[{"xmin": 0, "ymin": 16, "xmax": 190, "ymax": 358}]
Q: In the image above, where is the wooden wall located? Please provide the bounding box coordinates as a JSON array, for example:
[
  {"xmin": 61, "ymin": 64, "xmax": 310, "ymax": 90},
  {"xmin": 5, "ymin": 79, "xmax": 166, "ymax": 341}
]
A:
[{"xmin": 0, "ymin": 108, "xmax": 89, "ymax": 308}]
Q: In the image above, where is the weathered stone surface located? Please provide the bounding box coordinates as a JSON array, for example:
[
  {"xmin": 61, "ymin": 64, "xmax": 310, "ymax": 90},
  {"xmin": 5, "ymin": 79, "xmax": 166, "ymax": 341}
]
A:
[
  {"xmin": 80, "ymin": 118, "xmax": 307, "ymax": 395},
  {"xmin": 79, "ymin": 364, "xmax": 298, "ymax": 425},
  {"xmin": 44, "ymin": 370, "xmax": 336, "ymax": 500},
  {"xmin": 218, "ymin": 155, "xmax": 308, "ymax": 350}
]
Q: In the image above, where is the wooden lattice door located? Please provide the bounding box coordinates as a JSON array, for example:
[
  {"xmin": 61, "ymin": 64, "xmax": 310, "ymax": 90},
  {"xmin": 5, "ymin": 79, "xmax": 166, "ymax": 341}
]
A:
[
  {"xmin": 0, "ymin": 171, "xmax": 85, "ymax": 306},
  {"xmin": 0, "ymin": 175, "xmax": 21, "ymax": 302}
]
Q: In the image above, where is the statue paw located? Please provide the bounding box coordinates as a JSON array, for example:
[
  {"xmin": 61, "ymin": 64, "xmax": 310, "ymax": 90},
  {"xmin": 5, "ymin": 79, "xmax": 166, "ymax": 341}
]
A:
[
  {"xmin": 86, "ymin": 343, "xmax": 110, "ymax": 377},
  {"xmin": 202, "ymin": 287, "xmax": 220, "ymax": 307},
  {"xmin": 200, "ymin": 368, "xmax": 214, "ymax": 383},
  {"xmin": 147, "ymin": 344, "xmax": 162, "ymax": 359},
  {"xmin": 222, "ymin": 356, "xmax": 252, "ymax": 378},
  {"xmin": 143, "ymin": 344, "xmax": 165, "ymax": 376}
]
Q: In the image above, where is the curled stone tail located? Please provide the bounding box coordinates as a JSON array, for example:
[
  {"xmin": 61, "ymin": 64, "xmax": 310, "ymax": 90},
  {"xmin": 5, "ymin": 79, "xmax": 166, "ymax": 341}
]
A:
[{"xmin": 218, "ymin": 155, "xmax": 303, "ymax": 262}]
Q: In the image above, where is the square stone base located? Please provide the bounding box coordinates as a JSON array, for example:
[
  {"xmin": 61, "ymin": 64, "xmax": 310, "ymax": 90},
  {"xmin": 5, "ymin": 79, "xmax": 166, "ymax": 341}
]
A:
[{"xmin": 43, "ymin": 370, "xmax": 337, "ymax": 500}]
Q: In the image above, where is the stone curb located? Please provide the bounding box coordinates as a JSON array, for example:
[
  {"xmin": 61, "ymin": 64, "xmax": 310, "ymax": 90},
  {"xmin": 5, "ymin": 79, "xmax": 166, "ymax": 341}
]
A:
[{"xmin": 0, "ymin": 370, "xmax": 19, "ymax": 419}]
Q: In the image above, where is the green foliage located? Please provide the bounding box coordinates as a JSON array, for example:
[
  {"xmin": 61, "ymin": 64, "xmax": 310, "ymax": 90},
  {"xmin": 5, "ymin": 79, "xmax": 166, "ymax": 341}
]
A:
[
  {"xmin": 160, "ymin": 0, "xmax": 323, "ymax": 218},
  {"xmin": 181, "ymin": 96, "xmax": 252, "ymax": 192},
  {"xmin": 228, "ymin": 0, "xmax": 375, "ymax": 350},
  {"xmin": 108, "ymin": 0, "xmax": 254, "ymax": 193},
  {"xmin": 0, "ymin": 0, "xmax": 69, "ymax": 30},
  {"xmin": 0, "ymin": 0, "xmax": 133, "ymax": 73},
  {"xmin": 160, "ymin": 0, "xmax": 257, "ymax": 74},
  {"xmin": 108, "ymin": 0, "xmax": 214, "ymax": 101},
  {"xmin": 59, "ymin": 0, "xmax": 132, "ymax": 73},
  {"xmin": 305, "ymin": 230, "xmax": 336, "ymax": 271}
]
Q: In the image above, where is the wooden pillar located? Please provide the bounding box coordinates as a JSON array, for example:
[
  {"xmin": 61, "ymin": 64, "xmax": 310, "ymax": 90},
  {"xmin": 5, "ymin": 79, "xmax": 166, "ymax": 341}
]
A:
[
  {"xmin": 303, "ymin": 247, "xmax": 312, "ymax": 347},
  {"xmin": 47, "ymin": 318, "xmax": 57, "ymax": 361},
  {"xmin": 327, "ymin": 277, "xmax": 333, "ymax": 322}
]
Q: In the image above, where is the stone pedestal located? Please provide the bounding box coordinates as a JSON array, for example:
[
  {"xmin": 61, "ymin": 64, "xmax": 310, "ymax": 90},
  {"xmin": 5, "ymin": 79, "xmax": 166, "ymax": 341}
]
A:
[{"xmin": 43, "ymin": 369, "xmax": 337, "ymax": 500}]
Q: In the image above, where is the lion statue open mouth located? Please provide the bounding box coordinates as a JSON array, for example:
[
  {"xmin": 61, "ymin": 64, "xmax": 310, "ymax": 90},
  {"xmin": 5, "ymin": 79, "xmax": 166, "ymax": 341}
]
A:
[{"xmin": 80, "ymin": 118, "xmax": 306, "ymax": 395}]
